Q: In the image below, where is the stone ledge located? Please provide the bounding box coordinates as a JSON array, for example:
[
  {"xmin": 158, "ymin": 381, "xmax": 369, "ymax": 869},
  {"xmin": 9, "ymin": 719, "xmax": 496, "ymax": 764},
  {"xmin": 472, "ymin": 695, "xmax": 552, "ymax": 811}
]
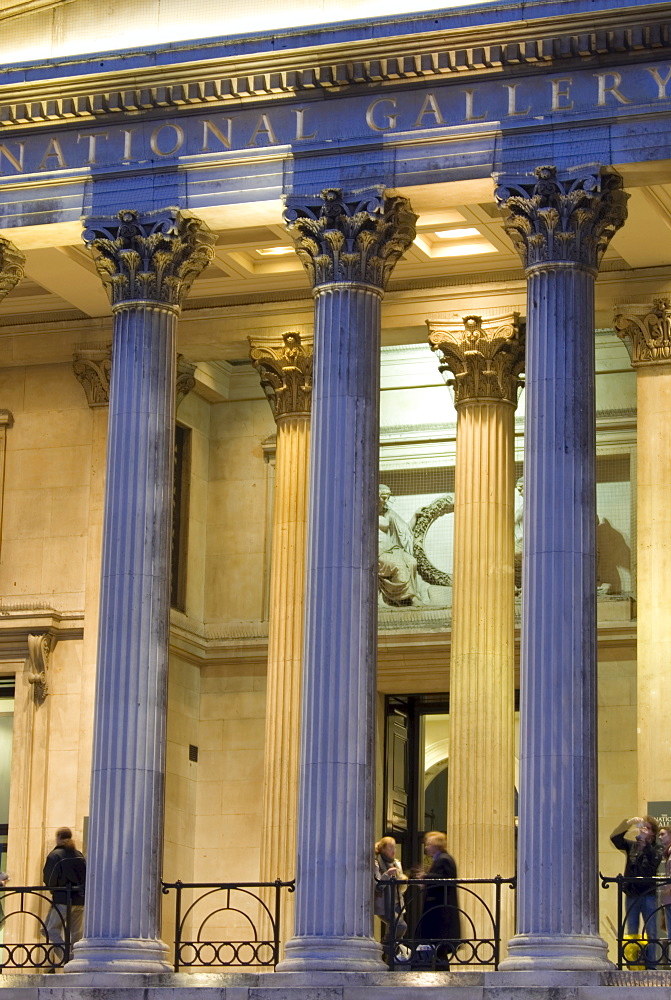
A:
[{"xmin": 3, "ymin": 968, "xmax": 671, "ymax": 996}]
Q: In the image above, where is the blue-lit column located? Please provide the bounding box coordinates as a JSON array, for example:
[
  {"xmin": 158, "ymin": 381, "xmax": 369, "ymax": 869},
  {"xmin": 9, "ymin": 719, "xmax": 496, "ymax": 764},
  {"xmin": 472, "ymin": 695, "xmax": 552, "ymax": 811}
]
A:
[
  {"xmin": 494, "ymin": 166, "xmax": 627, "ymax": 970},
  {"xmin": 277, "ymin": 188, "xmax": 416, "ymax": 971},
  {"xmin": 69, "ymin": 210, "xmax": 213, "ymax": 973}
]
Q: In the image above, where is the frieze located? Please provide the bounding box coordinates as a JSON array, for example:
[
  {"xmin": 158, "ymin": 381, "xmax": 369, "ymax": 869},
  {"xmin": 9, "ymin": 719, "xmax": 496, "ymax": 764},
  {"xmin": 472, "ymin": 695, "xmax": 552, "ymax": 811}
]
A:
[
  {"xmin": 0, "ymin": 16, "xmax": 670, "ymax": 129},
  {"xmin": 0, "ymin": 59, "xmax": 667, "ymax": 180}
]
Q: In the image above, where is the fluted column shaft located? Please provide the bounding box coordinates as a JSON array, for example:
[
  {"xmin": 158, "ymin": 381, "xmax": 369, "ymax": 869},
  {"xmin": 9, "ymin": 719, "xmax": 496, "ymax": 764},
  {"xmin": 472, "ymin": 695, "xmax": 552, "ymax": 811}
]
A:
[
  {"xmin": 261, "ymin": 414, "xmax": 310, "ymax": 893},
  {"xmin": 81, "ymin": 302, "xmax": 176, "ymax": 965},
  {"xmin": 516, "ymin": 265, "xmax": 601, "ymax": 953},
  {"xmin": 613, "ymin": 298, "xmax": 671, "ymax": 809},
  {"xmin": 282, "ymin": 284, "xmax": 382, "ymax": 970},
  {"xmin": 278, "ymin": 188, "xmax": 416, "ymax": 971},
  {"xmin": 636, "ymin": 368, "xmax": 671, "ymax": 805},
  {"xmin": 450, "ymin": 399, "xmax": 516, "ymax": 934},
  {"xmin": 427, "ymin": 312, "xmax": 523, "ymax": 957},
  {"xmin": 495, "ymin": 165, "xmax": 627, "ymax": 970},
  {"xmin": 69, "ymin": 209, "xmax": 213, "ymax": 973},
  {"xmin": 250, "ymin": 331, "xmax": 313, "ymax": 939}
]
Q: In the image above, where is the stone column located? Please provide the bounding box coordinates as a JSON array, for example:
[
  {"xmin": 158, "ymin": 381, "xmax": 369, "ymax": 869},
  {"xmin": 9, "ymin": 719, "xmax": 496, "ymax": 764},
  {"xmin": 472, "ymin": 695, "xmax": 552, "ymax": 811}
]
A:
[
  {"xmin": 276, "ymin": 188, "xmax": 416, "ymax": 971},
  {"xmin": 249, "ymin": 332, "xmax": 313, "ymax": 934},
  {"xmin": 427, "ymin": 313, "xmax": 524, "ymax": 950},
  {"xmin": 613, "ymin": 297, "xmax": 671, "ymax": 811},
  {"xmin": 494, "ymin": 165, "xmax": 627, "ymax": 970},
  {"xmin": 69, "ymin": 209, "xmax": 214, "ymax": 973}
]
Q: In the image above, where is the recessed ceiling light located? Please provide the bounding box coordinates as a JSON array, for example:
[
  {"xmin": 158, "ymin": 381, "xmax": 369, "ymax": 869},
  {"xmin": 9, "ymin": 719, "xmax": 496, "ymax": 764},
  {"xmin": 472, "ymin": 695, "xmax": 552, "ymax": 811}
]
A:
[
  {"xmin": 434, "ymin": 227, "xmax": 480, "ymax": 240},
  {"xmin": 437, "ymin": 242, "xmax": 497, "ymax": 257},
  {"xmin": 256, "ymin": 246, "xmax": 295, "ymax": 257}
]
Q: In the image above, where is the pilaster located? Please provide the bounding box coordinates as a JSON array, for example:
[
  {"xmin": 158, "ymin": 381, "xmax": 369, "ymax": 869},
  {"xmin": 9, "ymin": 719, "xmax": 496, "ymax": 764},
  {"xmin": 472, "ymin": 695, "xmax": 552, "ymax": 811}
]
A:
[
  {"xmin": 68, "ymin": 209, "xmax": 213, "ymax": 974},
  {"xmin": 613, "ymin": 297, "xmax": 671, "ymax": 811},
  {"xmin": 494, "ymin": 165, "xmax": 627, "ymax": 970},
  {"xmin": 0, "ymin": 239, "xmax": 24, "ymax": 561},
  {"xmin": 249, "ymin": 332, "xmax": 313, "ymax": 940},
  {"xmin": 0, "ymin": 409, "xmax": 14, "ymax": 561},
  {"xmin": 427, "ymin": 313, "xmax": 523, "ymax": 955},
  {"xmin": 277, "ymin": 188, "xmax": 415, "ymax": 971}
]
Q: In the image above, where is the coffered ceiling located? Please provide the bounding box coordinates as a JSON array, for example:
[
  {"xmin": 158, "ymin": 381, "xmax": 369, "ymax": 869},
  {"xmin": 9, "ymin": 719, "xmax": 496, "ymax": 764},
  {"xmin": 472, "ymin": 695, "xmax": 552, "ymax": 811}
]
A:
[{"xmin": 1, "ymin": 177, "xmax": 670, "ymax": 365}]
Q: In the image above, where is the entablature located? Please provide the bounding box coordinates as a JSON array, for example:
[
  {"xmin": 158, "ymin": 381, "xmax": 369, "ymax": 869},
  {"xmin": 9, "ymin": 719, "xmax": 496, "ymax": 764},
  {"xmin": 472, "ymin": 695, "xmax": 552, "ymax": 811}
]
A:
[{"xmin": 0, "ymin": 2, "xmax": 669, "ymax": 129}]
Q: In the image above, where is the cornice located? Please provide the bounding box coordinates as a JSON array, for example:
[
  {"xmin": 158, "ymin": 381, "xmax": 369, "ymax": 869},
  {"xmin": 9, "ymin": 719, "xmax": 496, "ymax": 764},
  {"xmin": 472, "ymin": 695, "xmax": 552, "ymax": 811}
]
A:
[
  {"xmin": 0, "ymin": 604, "xmax": 84, "ymax": 658},
  {"xmin": 0, "ymin": 5, "xmax": 669, "ymax": 129}
]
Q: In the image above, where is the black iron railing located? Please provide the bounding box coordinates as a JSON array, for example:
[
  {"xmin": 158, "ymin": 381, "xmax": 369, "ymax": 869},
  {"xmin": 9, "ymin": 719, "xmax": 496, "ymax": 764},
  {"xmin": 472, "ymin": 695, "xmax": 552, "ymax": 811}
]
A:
[
  {"xmin": 601, "ymin": 873, "xmax": 671, "ymax": 969},
  {"xmin": 0, "ymin": 884, "xmax": 74, "ymax": 970},
  {"xmin": 377, "ymin": 875, "xmax": 516, "ymax": 971},
  {"xmin": 161, "ymin": 879, "xmax": 295, "ymax": 972}
]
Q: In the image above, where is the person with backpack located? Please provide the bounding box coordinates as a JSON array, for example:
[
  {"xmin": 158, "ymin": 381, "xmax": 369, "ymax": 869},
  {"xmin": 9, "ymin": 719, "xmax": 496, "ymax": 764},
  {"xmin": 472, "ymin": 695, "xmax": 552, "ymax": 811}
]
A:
[{"xmin": 43, "ymin": 826, "xmax": 86, "ymax": 958}]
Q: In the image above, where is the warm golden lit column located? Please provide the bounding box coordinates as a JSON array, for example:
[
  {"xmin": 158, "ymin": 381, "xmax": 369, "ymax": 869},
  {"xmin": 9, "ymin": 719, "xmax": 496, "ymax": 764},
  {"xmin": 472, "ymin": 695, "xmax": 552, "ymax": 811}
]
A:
[
  {"xmin": 427, "ymin": 313, "xmax": 524, "ymax": 951},
  {"xmin": 249, "ymin": 332, "xmax": 313, "ymax": 931},
  {"xmin": 614, "ymin": 297, "xmax": 671, "ymax": 811}
]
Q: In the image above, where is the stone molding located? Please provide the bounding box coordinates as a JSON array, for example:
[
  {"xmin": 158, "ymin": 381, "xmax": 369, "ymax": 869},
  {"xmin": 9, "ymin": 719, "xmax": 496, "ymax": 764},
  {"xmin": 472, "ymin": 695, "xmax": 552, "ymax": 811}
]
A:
[
  {"xmin": 427, "ymin": 313, "xmax": 525, "ymax": 405},
  {"xmin": 613, "ymin": 296, "xmax": 671, "ymax": 367},
  {"xmin": 0, "ymin": 11, "xmax": 669, "ymax": 128},
  {"xmin": 249, "ymin": 332, "xmax": 313, "ymax": 420},
  {"xmin": 72, "ymin": 344, "xmax": 197, "ymax": 406},
  {"xmin": 0, "ymin": 237, "xmax": 24, "ymax": 300},
  {"xmin": 284, "ymin": 188, "xmax": 416, "ymax": 290},
  {"xmin": 82, "ymin": 209, "xmax": 215, "ymax": 309},
  {"xmin": 494, "ymin": 164, "xmax": 628, "ymax": 273}
]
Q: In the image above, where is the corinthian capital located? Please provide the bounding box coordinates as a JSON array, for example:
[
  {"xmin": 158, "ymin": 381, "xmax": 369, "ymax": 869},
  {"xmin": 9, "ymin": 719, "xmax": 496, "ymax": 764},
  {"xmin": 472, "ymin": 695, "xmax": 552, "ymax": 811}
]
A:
[
  {"xmin": 0, "ymin": 236, "xmax": 25, "ymax": 300},
  {"xmin": 613, "ymin": 296, "xmax": 671, "ymax": 368},
  {"xmin": 283, "ymin": 187, "xmax": 416, "ymax": 290},
  {"xmin": 82, "ymin": 209, "xmax": 215, "ymax": 309},
  {"xmin": 73, "ymin": 344, "xmax": 112, "ymax": 406},
  {"xmin": 73, "ymin": 345, "xmax": 197, "ymax": 407},
  {"xmin": 494, "ymin": 165, "xmax": 627, "ymax": 273},
  {"xmin": 249, "ymin": 332, "xmax": 313, "ymax": 420},
  {"xmin": 427, "ymin": 313, "xmax": 525, "ymax": 406}
]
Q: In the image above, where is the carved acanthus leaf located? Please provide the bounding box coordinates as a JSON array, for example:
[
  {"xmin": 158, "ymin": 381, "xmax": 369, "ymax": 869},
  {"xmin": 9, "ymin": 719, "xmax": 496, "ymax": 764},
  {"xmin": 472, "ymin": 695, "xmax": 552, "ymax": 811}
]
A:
[
  {"xmin": 613, "ymin": 297, "xmax": 671, "ymax": 367},
  {"xmin": 82, "ymin": 209, "xmax": 215, "ymax": 308},
  {"xmin": 427, "ymin": 314, "xmax": 525, "ymax": 405},
  {"xmin": 176, "ymin": 355, "xmax": 197, "ymax": 408},
  {"xmin": 27, "ymin": 632, "xmax": 53, "ymax": 704},
  {"xmin": 73, "ymin": 345, "xmax": 112, "ymax": 406},
  {"xmin": 0, "ymin": 236, "xmax": 25, "ymax": 300},
  {"xmin": 283, "ymin": 188, "xmax": 417, "ymax": 290},
  {"xmin": 73, "ymin": 345, "xmax": 197, "ymax": 407},
  {"xmin": 494, "ymin": 164, "xmax": 627, "ymax": 273},
  {"xmin": 249, "ymin": 332, "xmax": 313, "ymax": 420}
]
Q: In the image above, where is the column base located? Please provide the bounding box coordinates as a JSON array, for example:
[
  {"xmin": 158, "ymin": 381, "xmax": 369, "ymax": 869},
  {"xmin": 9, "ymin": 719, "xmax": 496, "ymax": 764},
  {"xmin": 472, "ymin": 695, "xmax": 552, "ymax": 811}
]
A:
[
  {"xmin": 276, "ymin": 935, "xmax": 385, "ymax": 972},
  {"xmin": 500, "ymin": 933, "xmax": 613, "ymax": 971},
  {"xmin": 66, "ymin": 936, "xmax": 172, "ymax": 973}
]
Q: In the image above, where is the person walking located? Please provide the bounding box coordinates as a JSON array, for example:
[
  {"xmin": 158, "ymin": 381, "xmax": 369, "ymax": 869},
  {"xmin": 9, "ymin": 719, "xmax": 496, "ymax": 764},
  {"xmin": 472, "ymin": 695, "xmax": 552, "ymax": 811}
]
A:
[
  {"xmin": 43, "ymin": 827, "xmax": 86, "ymax": 964},
  {"xmin": 415, "ymin": 831, "xmax": 461, "ymax": 968}
]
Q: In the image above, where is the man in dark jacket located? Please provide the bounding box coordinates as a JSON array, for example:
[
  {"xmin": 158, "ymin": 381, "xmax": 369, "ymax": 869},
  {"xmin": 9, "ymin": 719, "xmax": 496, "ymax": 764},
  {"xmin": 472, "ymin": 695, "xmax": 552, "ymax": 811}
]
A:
[
  {"xmin": 43, "ymin": 826, "xmax": 86, "ymax": 955},
  {"xmin": 415, "ymin": 831, "xmax": 461, "ymax": 968},
  {"xmin": 611, "ymin": 815, "xmax": 662, "ymax": 967}
]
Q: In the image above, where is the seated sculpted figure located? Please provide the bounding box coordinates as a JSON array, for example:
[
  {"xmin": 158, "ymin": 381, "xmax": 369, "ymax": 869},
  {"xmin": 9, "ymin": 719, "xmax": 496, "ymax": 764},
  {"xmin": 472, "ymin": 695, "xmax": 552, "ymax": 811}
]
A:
[{"xmin": 378, "ymin": 485, "xmax": 426, "ymax": 606}]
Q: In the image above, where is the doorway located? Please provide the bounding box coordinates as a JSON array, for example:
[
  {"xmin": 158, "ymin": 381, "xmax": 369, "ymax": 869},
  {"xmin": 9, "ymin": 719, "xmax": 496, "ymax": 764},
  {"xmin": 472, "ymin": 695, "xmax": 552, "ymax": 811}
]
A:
[{"xmin": 383, "ymin": 695, "xmax": 450, "ymax": 872}]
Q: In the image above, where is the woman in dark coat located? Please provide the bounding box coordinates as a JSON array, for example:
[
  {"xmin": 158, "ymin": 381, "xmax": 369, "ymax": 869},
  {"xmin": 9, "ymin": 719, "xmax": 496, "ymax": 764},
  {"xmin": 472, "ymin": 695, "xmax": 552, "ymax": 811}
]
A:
[{"xmin": 416, "ymin": 831, "xmax": 461, "ymax": 947}]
